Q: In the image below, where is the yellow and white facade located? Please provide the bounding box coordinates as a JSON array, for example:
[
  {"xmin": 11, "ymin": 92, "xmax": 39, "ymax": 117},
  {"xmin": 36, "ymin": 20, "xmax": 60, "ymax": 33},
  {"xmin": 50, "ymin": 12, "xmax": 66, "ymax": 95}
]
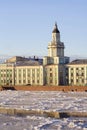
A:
[
  {"xmin": 67, "ymin": 60, "xmax": 87, "ymax": 86},
  {"xmin": 15, "ymin": 65, "xmax": 44, "ymax": 86},
  {"xmin": 0, "ymin": 23, "xmax": 69, "ymax": 86},
  {"xmin": 0, "ymin": 63, "xmax": 15, "ymax": 86}
]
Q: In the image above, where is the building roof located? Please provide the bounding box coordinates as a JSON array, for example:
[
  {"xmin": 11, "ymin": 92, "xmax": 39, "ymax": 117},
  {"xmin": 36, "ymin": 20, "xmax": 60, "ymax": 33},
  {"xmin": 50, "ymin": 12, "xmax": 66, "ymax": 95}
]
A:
[
  {"xmin": 15, "ymin": 60, "xmax": 42, "ymax": 66},
  {"xmin": 6, "ymin": 56, "xmax": 29, "ymax": 63},
  {"xmin": 52, "ymin": 23, "xmax": 60, "ymax": 33},
  {"xmin": 68, "ymin": 59, "xmax": 87, "ymax": 65},
  {"xmin": 4, "ymin": 56, "xmax": 43, "ymax": 66}
]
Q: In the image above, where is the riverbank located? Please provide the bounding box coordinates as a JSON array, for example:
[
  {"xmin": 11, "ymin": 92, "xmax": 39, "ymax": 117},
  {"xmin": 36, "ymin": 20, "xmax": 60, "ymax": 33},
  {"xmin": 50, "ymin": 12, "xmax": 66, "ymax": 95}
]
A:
[{"xmin": 0, "ymin": 85, "xmax": 87, "ymax": 92}]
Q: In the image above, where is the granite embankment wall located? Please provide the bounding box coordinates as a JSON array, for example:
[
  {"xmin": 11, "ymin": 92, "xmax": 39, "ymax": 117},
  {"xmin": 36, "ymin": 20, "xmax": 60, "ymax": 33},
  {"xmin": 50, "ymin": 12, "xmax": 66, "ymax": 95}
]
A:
[
  {"xmin": 0, "ymin": 107, "xmax": 87, "ymax": 118},
  {"xmin": 0, "ymin": 85, "xmax": 87, "ymax": 91},
  {"xmin": 14, "ymin": 86, "xmax": 87, "ymax": 92}
]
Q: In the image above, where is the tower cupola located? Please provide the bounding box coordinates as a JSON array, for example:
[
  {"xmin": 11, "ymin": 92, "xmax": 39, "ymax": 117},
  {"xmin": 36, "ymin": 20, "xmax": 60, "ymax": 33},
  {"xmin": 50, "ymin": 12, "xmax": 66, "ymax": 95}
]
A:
[
  {"xmin": 52, "ymin": 22, "xmax": 60, "ymax": 43},
  {"xmin": 48, "ymin": 22, "xmax": 64, "ymax": 57}
]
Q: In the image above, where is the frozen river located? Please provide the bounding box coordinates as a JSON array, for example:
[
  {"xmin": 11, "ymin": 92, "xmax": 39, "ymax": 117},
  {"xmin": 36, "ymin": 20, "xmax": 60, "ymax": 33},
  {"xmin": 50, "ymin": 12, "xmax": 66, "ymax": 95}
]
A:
[{"xmin": 0, "ymin": 91, "xmax": 87, "ymax": 130}]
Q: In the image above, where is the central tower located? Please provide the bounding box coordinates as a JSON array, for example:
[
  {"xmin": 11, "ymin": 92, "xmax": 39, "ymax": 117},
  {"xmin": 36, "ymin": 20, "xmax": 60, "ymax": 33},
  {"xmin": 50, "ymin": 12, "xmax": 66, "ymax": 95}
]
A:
[
  {"xmin": 43, "ymin": 22, "xmax": 69, "ymax": 86},
  {"xmin": 48, "ymin": 23, "xmax": 64, "ymax": 57}
]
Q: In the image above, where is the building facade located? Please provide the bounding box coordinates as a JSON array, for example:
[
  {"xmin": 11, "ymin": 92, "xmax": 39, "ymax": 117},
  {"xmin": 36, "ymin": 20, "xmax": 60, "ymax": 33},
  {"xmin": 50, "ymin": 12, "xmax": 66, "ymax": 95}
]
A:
[
  {"xmin": 0, "ymin": 23, "xmax": 70, "ymax": 86},
  {"xmin": 67, "ymin": 59, "xmax": 87, "ymax": 86},
  {"xmin": 0, "ymin": 63, "xmax": 14, "ymax": 86},
  {"xmin": 0, "ymin": 60, "xmax": 44, "ymax": 86}
]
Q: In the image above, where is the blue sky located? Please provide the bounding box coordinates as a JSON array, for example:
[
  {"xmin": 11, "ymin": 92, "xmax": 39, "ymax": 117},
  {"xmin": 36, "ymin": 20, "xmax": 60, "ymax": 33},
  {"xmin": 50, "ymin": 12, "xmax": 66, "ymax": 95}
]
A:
[{"xmin": 0, "ymin": 0, "xmax": 87, "ymax": 58}]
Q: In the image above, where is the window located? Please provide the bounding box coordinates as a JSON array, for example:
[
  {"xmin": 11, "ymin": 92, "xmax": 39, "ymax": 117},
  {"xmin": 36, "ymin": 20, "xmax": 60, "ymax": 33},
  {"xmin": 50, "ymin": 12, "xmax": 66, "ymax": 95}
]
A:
[
  {"xmin": 71, "ymin": 68, "xmax": 73, "ymax": 70},
  {"xmin": 23, "ymin": 74, "xmax": 26, "ymax": 77},
  {"xmin": 28, "ymin": 69, "xmax": 30, "ymax": 72},
  {"xmin": 71, "ymin": 79, "xmax": 73, "ymax": 83},
  {"xmin": 81, "ymin": 73, "xmax": 84, "ymax": 76},
  {"xmin": 27, "ymin": 74, "xmax": 30, "ymax": 77},
  {"xmin": 15, "ymin": 80, "xmax": 16, "ymax": 83},
  {"xmin": 1, "ymin": 74, "xmax": 3, "ymax": 77},
  {"xmin": 37, "ymin": 73, "xmax": 39, "ymax": 77},
  {"xmin": 82, "ymin": 79, "xmax": 84, "ymax": 83},
  {"xmin": 50, "ymin": 68, "xmax": 52, "ymax": 71},
  {"xmin": 4, "ymin": 74, "xmax": 6, "ymax": 77},
  {"xmin": 32, "ymin": 80, "xmax": 35, "ymax": 83},
  {"xmin": 81, "ymin": 68, "xmax": 84, "ymax": 70},
  {"xmin": 55, "ymin": 79, "xmax": 57, "ymax": 84},
  {"xmin": 37, "ymin": 80, "xmax": 39, "ymax": 83},
  {"xmin": 32, "ymin": 74, "xmax": 35, "ymax": 77},
  {"xmin": 32, "ymin": 69, "xmax": 35, "ymax": 73},
  {"xmin": 19, "ymin": 80, "xmax": 21, "ymax": 83},
  {"xmin": 76, "ymin": 73, "xmax": 79, "ymax": 76},
  {"xmin": 4, "ymin": 80, "xmax": 6, "ymax": 83},
  {"xmin": 1, "ymin": 80, "xmax": 3, "ymax": 83},
  {"xmin": 50, "ymin": 79, "xmax": 52, "ymax": 83},
  {"xmin": 76, "ymin": 68, "xmax": 78, "ymax": 70},
  {"xmin": 28, "ymin": 80, "xmax": 30, "ymax": 83},
  {"xmin": 19, "ymin": 74, "xmax": 21, "ymax": 77},
  {"xmin": 19, "ymin": 69, "xmax": 21, "ymax": 72},
  {"xmin": 76, "ymin": 79, "xmax": 78, "ymax": 83},
  {"xmin": 71, "ymin": 73, "xmax": 73, "ymax": 76},
  {"xmin": 50, "ymin": 73, "xmax": 52, "ymax": 77},
  {"xmin": 37, "ymin": 69, "xmax": 39, "ymax": 72},
  {"xmin": 23, "ymin": 69, "xmax": 25, "ymax": 72},
  {"xmin": 10, "ymin": 80, "xmax": 12, "ymax": 83},
  {"xmin": 7, "ymin": 80, "xmax": 9, "ymax": 85},
  {"xmin": 23, "ymin": 80, "xmax": 26, "ymax": 83},
  {"xmin": 10, "ymin": 74, "xmax": 12, "ymax": 77}
]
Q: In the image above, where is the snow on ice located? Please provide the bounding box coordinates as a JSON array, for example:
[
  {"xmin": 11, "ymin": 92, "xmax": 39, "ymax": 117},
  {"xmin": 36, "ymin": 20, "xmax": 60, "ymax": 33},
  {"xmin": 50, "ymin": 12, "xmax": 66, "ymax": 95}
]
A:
[{"xmin": 0, "ymin": 91, "xmax": 87, "ymax": 130}]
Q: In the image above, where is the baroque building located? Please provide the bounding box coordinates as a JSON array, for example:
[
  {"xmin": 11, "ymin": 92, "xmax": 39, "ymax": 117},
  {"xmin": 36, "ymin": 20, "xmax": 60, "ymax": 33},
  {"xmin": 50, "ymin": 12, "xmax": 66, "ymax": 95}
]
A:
[{"xmin": 0, "ymin": 23, "xmax": 69, "ymax": 86}]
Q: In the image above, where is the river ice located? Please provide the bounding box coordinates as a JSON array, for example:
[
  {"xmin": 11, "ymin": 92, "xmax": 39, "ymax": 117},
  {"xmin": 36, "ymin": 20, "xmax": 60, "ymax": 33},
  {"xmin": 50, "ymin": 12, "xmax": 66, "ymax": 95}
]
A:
[{"xmin": 0, "ymin": 91, "xmax": 87, "ymax": 130}]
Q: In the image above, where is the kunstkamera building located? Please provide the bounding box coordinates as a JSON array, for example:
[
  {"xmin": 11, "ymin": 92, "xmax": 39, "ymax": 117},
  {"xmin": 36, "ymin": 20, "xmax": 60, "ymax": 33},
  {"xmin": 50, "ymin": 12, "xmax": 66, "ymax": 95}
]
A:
[{"xmin": 0, "ymin": 23, "xmax": 87, "ymax": 86}]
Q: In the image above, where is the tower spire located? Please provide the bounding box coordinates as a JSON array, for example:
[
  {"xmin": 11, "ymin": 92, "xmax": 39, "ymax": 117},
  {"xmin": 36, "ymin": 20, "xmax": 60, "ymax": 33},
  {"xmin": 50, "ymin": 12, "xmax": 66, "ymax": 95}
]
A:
[
  {"xmin": 55, "ymin": 21, "xmax": 57, "ymax": 28},
  {"xmin": 52, "ymin": 22, "xmax": 60, "ymax": 33}
]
